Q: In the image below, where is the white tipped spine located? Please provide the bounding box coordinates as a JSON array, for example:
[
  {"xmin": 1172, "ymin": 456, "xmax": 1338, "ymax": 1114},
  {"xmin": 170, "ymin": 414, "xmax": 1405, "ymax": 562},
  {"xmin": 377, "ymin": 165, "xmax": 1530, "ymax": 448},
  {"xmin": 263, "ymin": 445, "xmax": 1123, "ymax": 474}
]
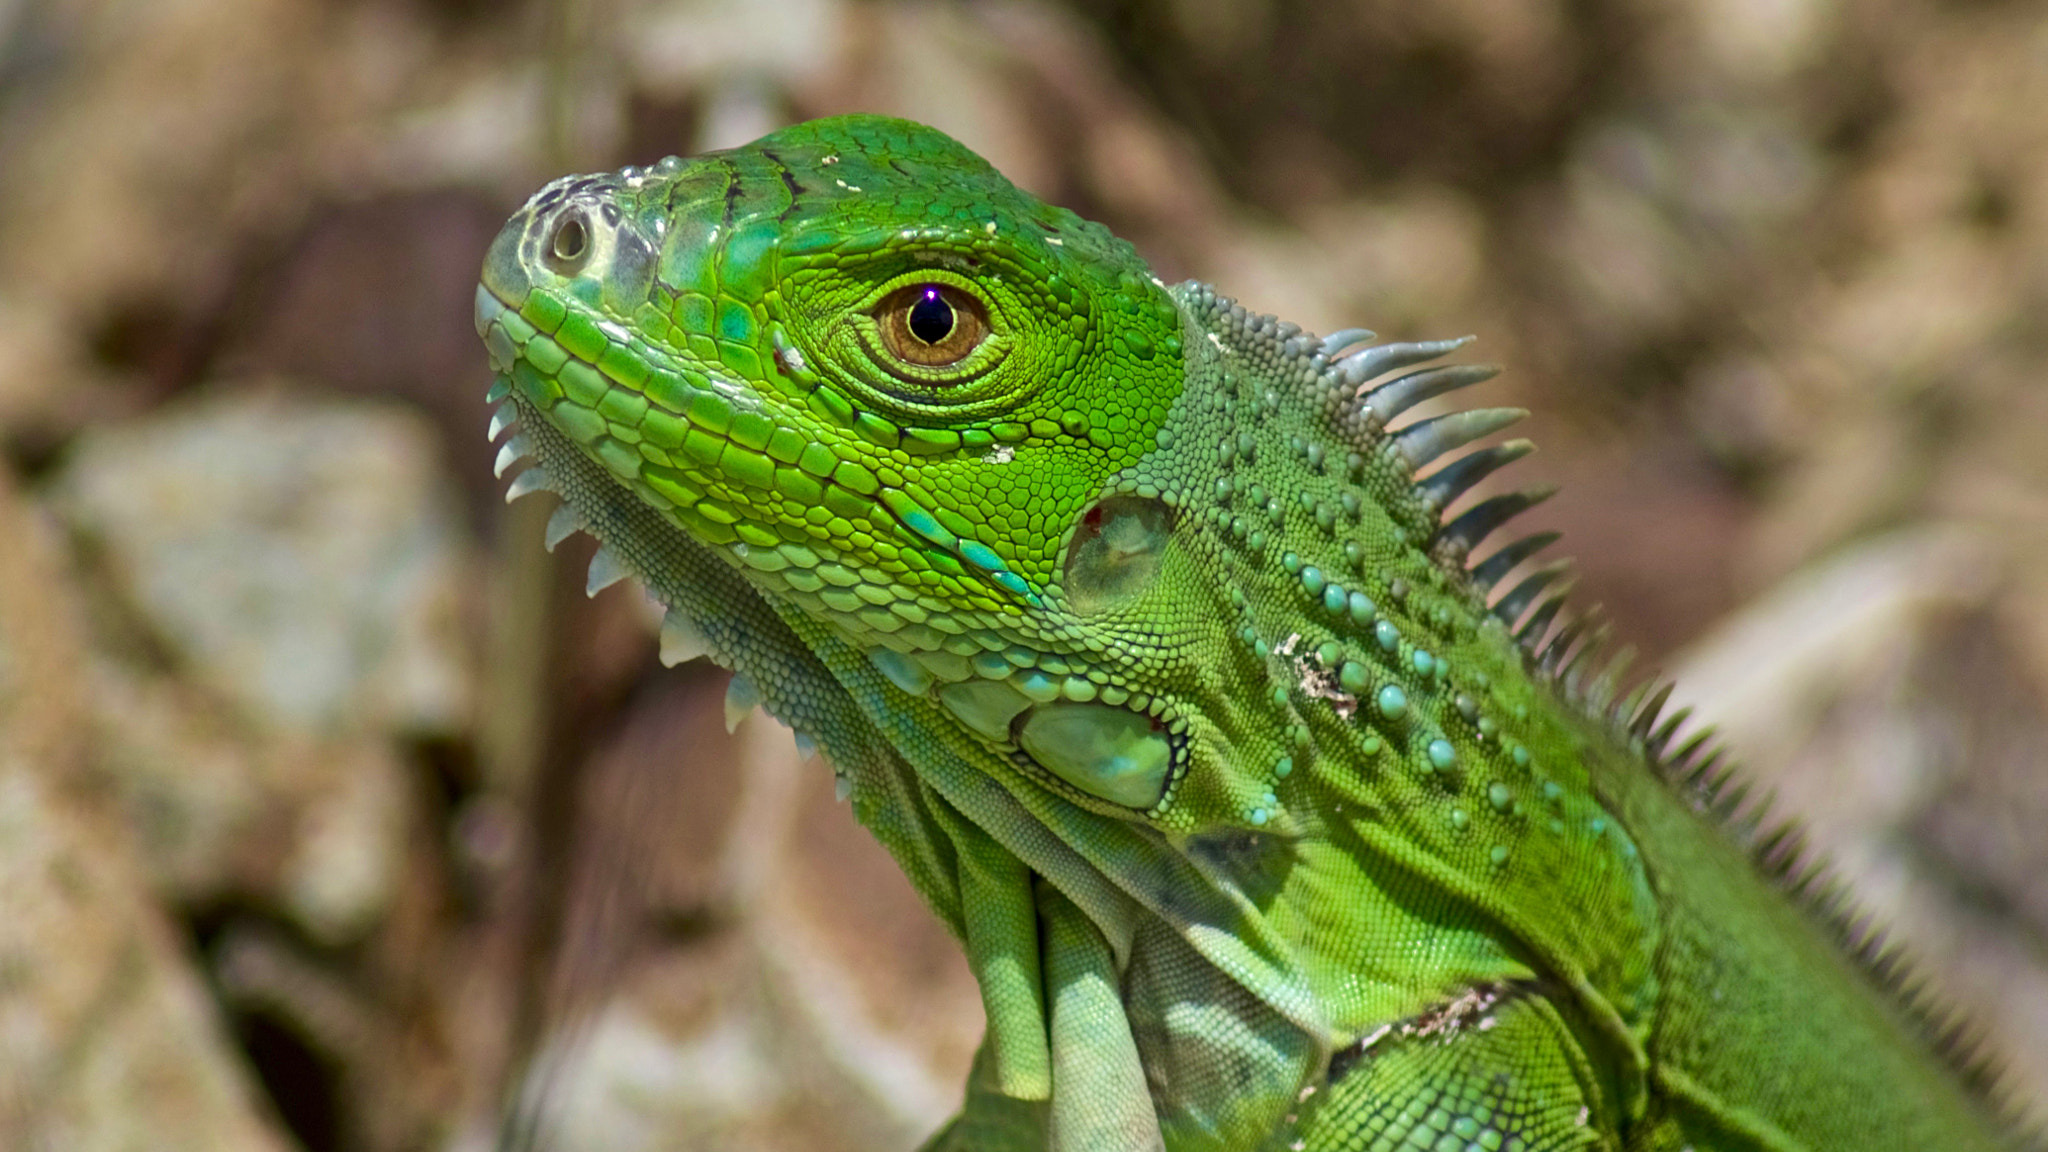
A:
[
  {"xmin": 504, "ymin": 467, "xmax": 552, "ymax": 502},
  {"xmin": 493, "ymin": 435, "xmax": 531, "ymax": 479},
  {"xmin": 1394, "ymin": 408, "xmax": 1527, "ymax": 470},
  {"xmin": 584, "ymin": 545, "xmax": 627, "ymax": 596},
  {"xmin": 724, "ymin": 674, "xmax": 761, "ymax": 733},
  {"xmin": 543, "ymin": 504, "xmax": 581, "ymax": 552},
  {"xmin": 658, "ymin": 608, "xmax": 709, "ymax": 667},
  {"xmin": 1340, "ymin": 336, "xmax": 1475, "ymax": 387},
  {"xmin": 1319, "ymin": 327, "xmax": 1377, "ymax": 356},
  {"xmin": 487, "ymin": 402, "xmax": 518, "ymax": 442}
]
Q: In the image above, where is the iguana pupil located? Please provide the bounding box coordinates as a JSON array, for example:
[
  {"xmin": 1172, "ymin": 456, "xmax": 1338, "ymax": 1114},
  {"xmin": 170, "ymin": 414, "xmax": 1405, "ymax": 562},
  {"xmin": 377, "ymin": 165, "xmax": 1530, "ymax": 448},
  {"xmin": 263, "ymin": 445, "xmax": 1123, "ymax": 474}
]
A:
[
  {"xmin": 908, "ymin": 286, "xmax": 954, "ymax": 343},
  {"xmin": 878, "ymin": 281, "xmax": 985, "ymax": 367}
]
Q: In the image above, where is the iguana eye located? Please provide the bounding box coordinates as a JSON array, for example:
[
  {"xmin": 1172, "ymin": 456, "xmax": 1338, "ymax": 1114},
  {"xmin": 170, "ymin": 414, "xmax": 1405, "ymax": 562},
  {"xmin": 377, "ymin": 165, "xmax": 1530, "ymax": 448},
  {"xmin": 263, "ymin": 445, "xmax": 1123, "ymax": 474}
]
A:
[{"xmin": 876, "ymin": 283, "xmax": 987, "ymax": 367}]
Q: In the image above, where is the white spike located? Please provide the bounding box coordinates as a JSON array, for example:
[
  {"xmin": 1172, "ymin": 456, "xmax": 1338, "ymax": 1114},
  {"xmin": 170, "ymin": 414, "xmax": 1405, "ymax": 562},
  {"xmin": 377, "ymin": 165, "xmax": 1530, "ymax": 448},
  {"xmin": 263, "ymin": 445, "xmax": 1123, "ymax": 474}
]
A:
[
  {"xmin": 503, "ymin": 467, "xmax": 552, "ymax": 502},
  {"xmin": 1319, "ymin": 327, "xmax": 1377, "ymax": 356},
  {"xmin": 1393, "ymin": 408, "xmax": 1527, "ymax": 470},
  {"xmin": 658, "ymin": 608, "xmax": 710, "ymax": 667},
  {"xmin": 834, "ymin": 775, "xmax": 852, "ymax": 802},
  {"xmin": 794, "ymin": 732, "xmax": 819, "ymax": 761},
  {"xmin": 543, "ymin": 504, "xmax": 582, "ymax": 552},
  {"xmin": 1362, "ymin": 363, "xmax": 1500, "ymax": 424},
  {"xmin": 487, "ymin": 402, "xmax": 518, "ymax": 442},
  {"xmin": 724, "ymin": 674, "xmax": 761, "ymax": 733},
  {"xmin": 493, "ymin": 435, "xmax": 531, "ymax": 479},
  {"xmin": 584, "ymin": 545, "xmax": 627, "ymax": 597},
  {"xmin": 1340, "ymin": 336, "xmax": 1474, "ymax": 387}
]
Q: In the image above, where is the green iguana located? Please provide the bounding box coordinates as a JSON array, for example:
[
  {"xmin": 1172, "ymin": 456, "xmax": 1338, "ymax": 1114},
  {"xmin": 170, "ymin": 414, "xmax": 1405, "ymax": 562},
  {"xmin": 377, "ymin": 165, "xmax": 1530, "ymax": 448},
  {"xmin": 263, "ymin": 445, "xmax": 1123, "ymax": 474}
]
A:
[{"xmin": 474, "ymin": 114, "xmax": 2022, "ymax": 1151}]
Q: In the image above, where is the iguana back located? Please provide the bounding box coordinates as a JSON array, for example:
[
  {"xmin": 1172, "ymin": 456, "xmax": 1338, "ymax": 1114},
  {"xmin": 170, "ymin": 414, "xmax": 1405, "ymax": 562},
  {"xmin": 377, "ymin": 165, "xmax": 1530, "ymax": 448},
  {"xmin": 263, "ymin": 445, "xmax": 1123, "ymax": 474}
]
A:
[{"xmin": 474, "ymin": 114, "xmax": 2019, "ymax": 1151}]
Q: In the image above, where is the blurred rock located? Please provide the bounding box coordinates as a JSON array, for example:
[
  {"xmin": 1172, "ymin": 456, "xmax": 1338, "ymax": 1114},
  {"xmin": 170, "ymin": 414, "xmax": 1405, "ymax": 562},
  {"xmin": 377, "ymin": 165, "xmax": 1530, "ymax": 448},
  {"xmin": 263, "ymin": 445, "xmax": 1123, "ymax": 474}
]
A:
[
  {"xmin": 0, "ymin": 0, "xmax": 556, "ymax": 444},
  {"xmin": 218, "ymin": 191, "xmax": 515, "ymax": 519},
  {"xmin": 525, "ymin": 940, "xmax": 898, "ymax": 1152},
  {"xmin": 41, "ymin": 390, "xmax": 470, "ymax": 946},
  {"xmin": 1672, "ymin": 527, "xmax": 2000, "ymax": 835},
  {"xmin": 515, "ymin": 678, "xmax": 979, "ymax": 1152},
  {"xmin": 0, "ymin": 764, "xmax": 293, "ymax": 1152},
  {"xmin": 1208, "ymin": 188, "xmax": 1491, "ymax": 343},
  {"xmin": 74, "ymin": 655, "xmax": 276, "ymax": 901},
  {"xmin": 278, "ymin": 741, "xmax": 411, "ymax": 946},
  {"xmin": 534, "ymin": 993, "xmax": 789, "ymax": 1152},
  {"xmin": 0, "ymin": 468, "xmax": 286, "ymax": 1152},
  {"xmin": 625, "ymin": 0, "xmax": 842, "ymax": 100},
  {"xmin": 0, "ymin": 465, "xmax": 84, "ymax": 774},
  {"xmin": 49, "ymin": 389, "xmax": 471, "ymax": 737}
]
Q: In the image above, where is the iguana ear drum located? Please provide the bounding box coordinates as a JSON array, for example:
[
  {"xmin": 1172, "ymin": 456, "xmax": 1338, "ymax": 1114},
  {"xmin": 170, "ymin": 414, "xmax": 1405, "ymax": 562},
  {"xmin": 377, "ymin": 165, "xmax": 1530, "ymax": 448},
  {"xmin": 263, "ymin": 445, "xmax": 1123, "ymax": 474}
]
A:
[{"xmin": 1062, "ymin": 495, "xmax": 1173, "ymax": 615}]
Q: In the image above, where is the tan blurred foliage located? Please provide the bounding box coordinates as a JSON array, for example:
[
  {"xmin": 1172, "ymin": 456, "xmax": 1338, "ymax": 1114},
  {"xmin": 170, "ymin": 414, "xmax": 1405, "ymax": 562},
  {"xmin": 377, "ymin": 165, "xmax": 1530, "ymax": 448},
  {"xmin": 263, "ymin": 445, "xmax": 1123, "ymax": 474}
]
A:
[{"xmin": 0, "ymin": 0, "xmax": 2042, "ymax": 1148}]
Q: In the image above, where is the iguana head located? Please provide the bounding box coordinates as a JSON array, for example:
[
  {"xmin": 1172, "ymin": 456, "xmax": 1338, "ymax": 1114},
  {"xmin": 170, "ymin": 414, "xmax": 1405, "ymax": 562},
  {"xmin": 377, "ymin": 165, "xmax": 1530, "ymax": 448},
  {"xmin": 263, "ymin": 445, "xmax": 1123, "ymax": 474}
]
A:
[{"xmin": 475, "ymin": 114, "xmax": 1537, "ymax": 838}]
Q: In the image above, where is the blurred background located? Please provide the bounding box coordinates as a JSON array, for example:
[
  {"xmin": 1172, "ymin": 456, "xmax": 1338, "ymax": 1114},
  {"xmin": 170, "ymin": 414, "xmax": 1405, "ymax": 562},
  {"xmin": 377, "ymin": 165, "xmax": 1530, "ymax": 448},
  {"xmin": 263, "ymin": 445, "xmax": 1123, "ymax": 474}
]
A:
[{"xmin": 0, "ymin": 0, "xmax": 2044, "ymax": 1148}]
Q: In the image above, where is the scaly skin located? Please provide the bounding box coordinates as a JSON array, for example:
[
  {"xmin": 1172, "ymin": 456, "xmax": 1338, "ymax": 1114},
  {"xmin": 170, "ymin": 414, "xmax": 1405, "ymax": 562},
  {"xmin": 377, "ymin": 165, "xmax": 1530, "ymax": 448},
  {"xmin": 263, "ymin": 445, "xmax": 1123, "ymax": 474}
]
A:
[{"xmin": 475, "ymin": 116, "xmax": 2017, "ymax": 1151}]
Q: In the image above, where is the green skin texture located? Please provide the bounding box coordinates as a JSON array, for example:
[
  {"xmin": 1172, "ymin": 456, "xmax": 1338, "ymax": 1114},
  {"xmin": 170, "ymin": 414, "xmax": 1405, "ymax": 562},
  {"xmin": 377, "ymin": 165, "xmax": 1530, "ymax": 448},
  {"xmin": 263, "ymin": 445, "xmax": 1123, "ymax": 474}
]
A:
[{"xmin": 476, "ymin": 116, "xmax": 2013, "ymax": 1151}]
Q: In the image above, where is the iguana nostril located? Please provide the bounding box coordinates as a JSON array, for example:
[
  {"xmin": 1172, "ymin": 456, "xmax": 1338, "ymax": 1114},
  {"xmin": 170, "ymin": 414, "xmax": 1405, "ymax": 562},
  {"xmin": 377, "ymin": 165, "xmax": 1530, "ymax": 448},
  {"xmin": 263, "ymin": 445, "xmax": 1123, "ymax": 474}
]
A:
[{"xmin": 550, "ymin": 214, "xmax": 589, "ymax": 264}]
